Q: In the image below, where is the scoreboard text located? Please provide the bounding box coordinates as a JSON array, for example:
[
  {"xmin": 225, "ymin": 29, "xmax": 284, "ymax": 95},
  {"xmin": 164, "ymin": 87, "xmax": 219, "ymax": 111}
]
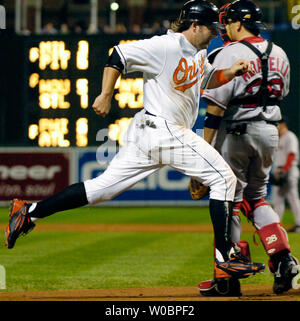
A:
[{"xmin": 23, "ymin": 35, "xmax": 144, "ymax": 148}]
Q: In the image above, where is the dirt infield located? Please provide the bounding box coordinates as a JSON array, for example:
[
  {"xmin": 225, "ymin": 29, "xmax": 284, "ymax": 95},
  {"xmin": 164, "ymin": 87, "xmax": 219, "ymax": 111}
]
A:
[
  {"xmin": 0, "ymin": 284, "xmax": 300, "ymax": 301},
  {"xmin": 0, "ymin": 222, "xmax": 258, "ymax": 233},
  {"xmin": 0, "ymin": 222, "xmax": 299, "ymax": 301}
]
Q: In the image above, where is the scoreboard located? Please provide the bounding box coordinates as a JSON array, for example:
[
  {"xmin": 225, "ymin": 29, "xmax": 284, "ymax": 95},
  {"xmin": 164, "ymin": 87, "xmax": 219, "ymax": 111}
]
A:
[{"xmin": 20, "ymin": 35, "xmax": 145, "ymax": 148}]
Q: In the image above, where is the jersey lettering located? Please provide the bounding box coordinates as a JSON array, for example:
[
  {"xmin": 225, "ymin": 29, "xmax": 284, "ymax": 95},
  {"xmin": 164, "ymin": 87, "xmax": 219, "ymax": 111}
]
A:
[
  {"xmin": 242, "ymin": 57, "xmax": 289, "ymax": 82},
  {"xmin": 173, "ymin": 57, "xmax": 202, "ymax": 92}
]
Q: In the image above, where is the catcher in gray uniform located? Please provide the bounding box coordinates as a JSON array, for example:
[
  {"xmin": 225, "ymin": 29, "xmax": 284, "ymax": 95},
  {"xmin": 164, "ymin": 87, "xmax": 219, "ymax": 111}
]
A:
[
  {"xmin": 193, "ymin": 0, "xmax": 300, "ymax": 296},
  {"xmin": 272, "ymin": 116, "xmax": 300, "ymax": 233}
]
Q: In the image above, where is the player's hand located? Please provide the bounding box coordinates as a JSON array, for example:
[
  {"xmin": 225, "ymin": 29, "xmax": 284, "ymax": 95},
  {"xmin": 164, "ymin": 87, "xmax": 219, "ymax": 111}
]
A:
[
  {"xmin": 231, "ymin": 59, "xmax": 255, "ymax": 76},
  {"xmin": 92, "ymin": 93, "xmax": 112, "ymax": 117}
]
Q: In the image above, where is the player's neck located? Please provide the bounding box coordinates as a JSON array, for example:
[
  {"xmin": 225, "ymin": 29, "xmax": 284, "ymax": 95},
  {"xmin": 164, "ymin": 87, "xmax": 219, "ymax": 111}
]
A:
[
  {"xmin": 280, "ymin": 127, "xmax": 288, "ymax": 137},
  {"xmin": 235, "ymin": 30, "xmax": 257, "ymax": 42}
]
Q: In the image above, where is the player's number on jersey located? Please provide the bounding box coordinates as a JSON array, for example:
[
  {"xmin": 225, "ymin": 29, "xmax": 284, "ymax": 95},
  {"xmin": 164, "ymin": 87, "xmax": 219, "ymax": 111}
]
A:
[{"xmin": 246, "ymin": 78, "xmax": 284, "ymax": 99}]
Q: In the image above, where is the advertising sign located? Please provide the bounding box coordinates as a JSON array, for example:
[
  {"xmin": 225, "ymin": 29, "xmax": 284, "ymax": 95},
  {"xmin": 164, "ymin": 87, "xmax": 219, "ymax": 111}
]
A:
[
  {"xmin": 0, "ymin": 150, "xmax": 70, "ymax": 202},
  {"xmin": 77, "ymin": 148, "xmax": 207, "ymax": 206}
]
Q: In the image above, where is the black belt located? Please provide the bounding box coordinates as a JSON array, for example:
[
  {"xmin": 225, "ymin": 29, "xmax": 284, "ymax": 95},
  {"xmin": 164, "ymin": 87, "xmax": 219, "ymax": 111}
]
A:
[
  {"xmin": 145, "ymin": 110, "xmax": 156, "ymax": 117},
  {"xmin": 229, "ymin": 97, "xmax": 280, "ymax": 108},
  {"xmin": 226, "ymin": 120, "xmax": 278, "ymax": 136},
  {"xmin": 227, "ymin": 120, "xmax": 278, "ymax": 126}
]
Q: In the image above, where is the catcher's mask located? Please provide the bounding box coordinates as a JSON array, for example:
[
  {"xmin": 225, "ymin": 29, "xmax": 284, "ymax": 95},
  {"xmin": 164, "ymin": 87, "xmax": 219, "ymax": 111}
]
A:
[{"xmin": 218, "ymin": 3, "xmax": 231, "ymax": 45}]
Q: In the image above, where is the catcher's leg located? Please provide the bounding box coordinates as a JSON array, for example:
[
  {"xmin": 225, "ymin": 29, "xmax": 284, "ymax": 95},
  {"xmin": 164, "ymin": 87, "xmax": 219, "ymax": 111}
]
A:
[
  {"xmin": 272, "ymin": 185, "xmax": 285, "ymax": 220},
  {"xmin": 286, "ymin": 178, "xmax": 300, "ymax": 227},
  {"xmin": 165, "ymin": 126, "xmax": 264, "ymax": 287},
  {"xmin": 231, "ymin": 202, "xmax": 242, "ymax": 243},
  {"xmin": 241, "ymin": 197, "xmax": 300, "ymax": 294}
]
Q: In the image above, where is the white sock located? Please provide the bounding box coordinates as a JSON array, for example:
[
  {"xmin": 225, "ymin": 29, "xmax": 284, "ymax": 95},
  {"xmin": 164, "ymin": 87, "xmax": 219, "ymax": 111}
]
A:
[{"xmin": 28, "ymin": 203, "xmax": 40, "ymax": 222}]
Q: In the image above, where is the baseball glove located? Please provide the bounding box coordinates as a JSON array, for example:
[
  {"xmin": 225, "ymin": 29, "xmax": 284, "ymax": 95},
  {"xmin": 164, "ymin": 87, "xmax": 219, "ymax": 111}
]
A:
[
  {"xmin": 189, "ymin": 179, "xmax": 210, "ymax": 200},
  {"xmin": 269, "ymin": 171, "xmax": 288, "ymax": 186}
]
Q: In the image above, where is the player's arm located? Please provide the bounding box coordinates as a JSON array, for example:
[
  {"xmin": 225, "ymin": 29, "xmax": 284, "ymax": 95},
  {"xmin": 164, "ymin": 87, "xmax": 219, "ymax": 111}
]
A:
[
  {"xmin": 282, "ymin": 153, "xmax": 295, "ymax": 172},
  {"xmin": 204, "ymin": 59, "xmax": 254, "ymax": 89},
  {"xmin": 92, "ymin": 49, "xmax": 123, "ymax": 117},
  {"xmin": 204, "ymin": 104, "xmax": 225, "ymax": 144}
]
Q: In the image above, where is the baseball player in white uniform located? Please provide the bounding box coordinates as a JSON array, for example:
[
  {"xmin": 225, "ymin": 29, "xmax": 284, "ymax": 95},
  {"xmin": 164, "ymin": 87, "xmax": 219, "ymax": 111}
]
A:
[
  {"xmin": 194, "ymin": 0, "xmax": 300, "ymax": 296},
  {"xmin": 272, "ymin": 117, "xmax": 300, "ymax": 233},
  {"xmin": 5, "ymin": 0, "xmax": 264, "ymax": 285}
]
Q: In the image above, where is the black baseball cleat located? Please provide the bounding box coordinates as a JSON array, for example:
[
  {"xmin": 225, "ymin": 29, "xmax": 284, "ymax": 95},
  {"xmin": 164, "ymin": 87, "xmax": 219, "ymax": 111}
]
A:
[
  {"xmin": 5, "ymin": 199, "xmax": 35, "ymax": 249},
  {"xmin": 272, "ymin": 253, "xmax": 300, "ymax": 294},
  {"xmin": 215, "ymin": 248, "xmax": 265, "ymax": 279},
  {"xmin": 198, "ymin": 278, "xmax": 242, "ymax": 297}
]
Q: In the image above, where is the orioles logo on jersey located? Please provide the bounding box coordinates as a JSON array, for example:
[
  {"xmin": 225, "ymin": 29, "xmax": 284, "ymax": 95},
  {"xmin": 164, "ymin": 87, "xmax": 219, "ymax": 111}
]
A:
[{"xmin": 173, "ymin": 56, "xmax": 204, "ymax": 92}]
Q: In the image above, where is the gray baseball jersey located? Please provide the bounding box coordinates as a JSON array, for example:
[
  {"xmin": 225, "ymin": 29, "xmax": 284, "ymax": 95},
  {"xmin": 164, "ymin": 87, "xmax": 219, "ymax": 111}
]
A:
[
  {"xmin": 202, "ymin": 37, "xmax": 290, "ymax": 122},
  {"xmin": 202, "ymin": 36, "xmax": 290, "ymax": 209}
]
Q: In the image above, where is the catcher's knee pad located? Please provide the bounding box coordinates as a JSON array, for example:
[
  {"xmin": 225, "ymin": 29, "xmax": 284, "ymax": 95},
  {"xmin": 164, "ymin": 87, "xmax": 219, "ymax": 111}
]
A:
[
  {"xmin": 257, "ymin": 222, "xmax": 291, "ymax": 257},
  {"xmin": 252, "ymin": 197, "xmax": 270, "ymax": 210},
  {"xmin": 240, "ymin": 197, "xmax": 270, "ymax": 221},
  {"xmin": 240, "ymin": 198, "xmax": 253, "ymax": 220}
]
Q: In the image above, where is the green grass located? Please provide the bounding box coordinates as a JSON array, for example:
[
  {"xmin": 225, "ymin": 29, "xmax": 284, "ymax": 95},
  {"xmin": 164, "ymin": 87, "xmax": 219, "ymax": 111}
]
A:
[
  {"xmin": 0, "ymin": 206, "xmax": 299, "ymax": 292},
  {"xmin": 0, "ymin": 206, "xmax": 213, "ymax": 224}
]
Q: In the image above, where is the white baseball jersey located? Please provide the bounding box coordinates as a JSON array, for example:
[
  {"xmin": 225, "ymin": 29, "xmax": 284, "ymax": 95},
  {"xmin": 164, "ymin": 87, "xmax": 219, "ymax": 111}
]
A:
[
  {"xmin": 202, "ymin": 37, "xmax": 290, "ymax": 122},
  {"xmin": 84, "ymin": 30, "xmax": 237, "ymax": 204},
  {"xmin": 273, "ymin": 131, "xmax": 300, "ymax": 225},
  {"xmin": 115, "ymin": 30, "xmax": 215, "ymax": 129}
]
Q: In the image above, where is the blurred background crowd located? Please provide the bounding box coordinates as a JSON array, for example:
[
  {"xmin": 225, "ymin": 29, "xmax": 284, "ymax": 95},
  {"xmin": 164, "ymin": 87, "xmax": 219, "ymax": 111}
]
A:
[{"xmin": 1, "ymin": 0, "xmax": 299, "ymax": 36}]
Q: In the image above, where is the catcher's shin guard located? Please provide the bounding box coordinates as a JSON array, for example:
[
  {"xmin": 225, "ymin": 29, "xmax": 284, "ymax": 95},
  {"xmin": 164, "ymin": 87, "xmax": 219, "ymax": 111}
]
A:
[
  {"xmin": 257, "ymin": 222, "xmax": 300, "ymax": 294},
  {"xmin": 257, "ymin": 222, "xmax": 291, "ymax": 256},
  {"xmin": 236, "ymin": 240, "xmax": 251, "ymax": 261}
]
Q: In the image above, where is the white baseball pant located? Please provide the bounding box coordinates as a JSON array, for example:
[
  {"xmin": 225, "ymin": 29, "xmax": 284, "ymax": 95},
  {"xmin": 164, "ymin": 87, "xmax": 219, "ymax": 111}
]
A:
[{"xmin": 84, "ymin": 111, "xmax": 236, "ymax": 204}]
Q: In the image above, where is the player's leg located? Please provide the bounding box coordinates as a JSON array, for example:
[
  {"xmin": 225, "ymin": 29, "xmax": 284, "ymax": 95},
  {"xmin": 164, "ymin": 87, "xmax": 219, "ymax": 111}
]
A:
[
  {"xmin": 5, "ymin": 141, "xmax": 162, "ymax": 249},
  {"xmin": 242, "ymin": 123, "xmax": 299, "ymax": 294},
  {"xmin": 285, "ymin": 177, "xmax": 300, "ymax": 231},
  {"xmin": 198, "ymin": 123, "xmax": 268, "ymax": 296},
  {"xmin": 164, "ymin": 124, "xmax": 264, "ymax": 282},
  {"xmin": 231, "ymin": 204, "xmax": 242, "ymax": 243},
  {"xmin": 272, "ymin": 185, "xmax": 286, "ymax": 220}
]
